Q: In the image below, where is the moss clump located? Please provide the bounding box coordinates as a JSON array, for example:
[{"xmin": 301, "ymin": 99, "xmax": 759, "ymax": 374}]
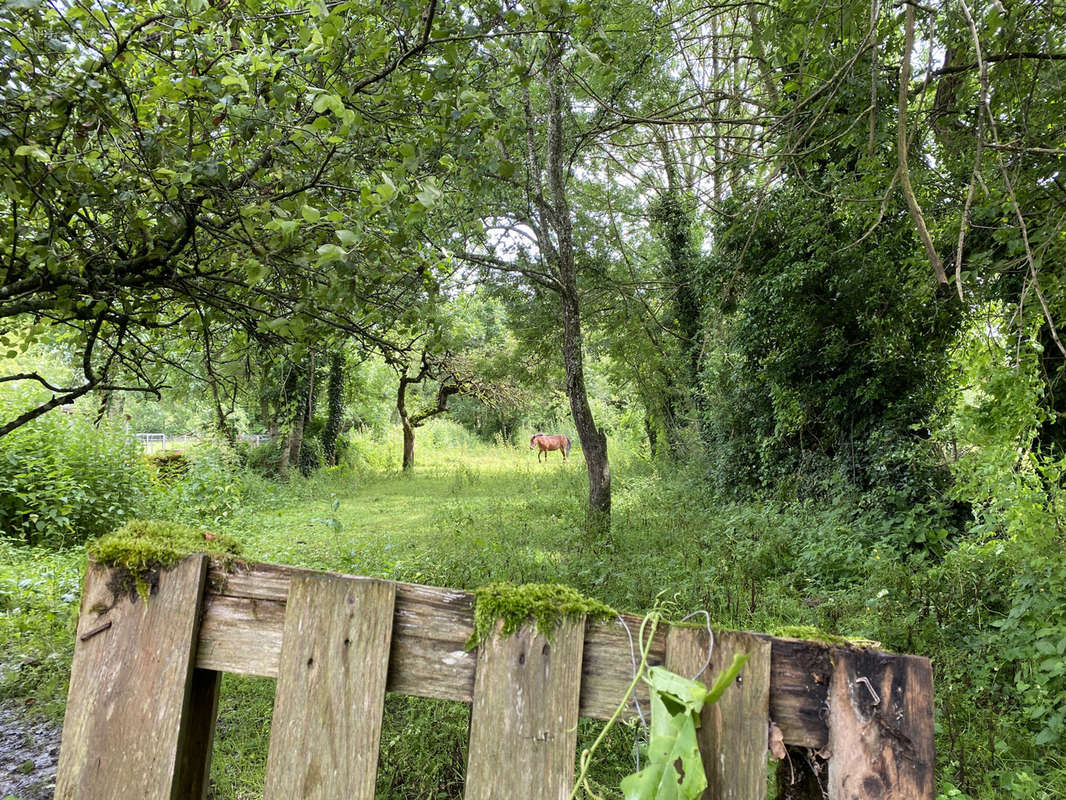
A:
[
  {"xmin": 87, "ymin": 519, "xmax": 242, "ymax": 573},
  {"xmin": 466, "ymin": 582, "xmax": 615, "ymax": 650},
  {"xmin": 771, "ymin": 625, "xmax": 880, "ymax": 649}
]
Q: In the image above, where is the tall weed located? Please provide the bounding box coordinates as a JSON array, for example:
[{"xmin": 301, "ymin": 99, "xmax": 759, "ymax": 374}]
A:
[{"xmin": 0, "ymin": 389, "xmax": 151, "ymax": 546}]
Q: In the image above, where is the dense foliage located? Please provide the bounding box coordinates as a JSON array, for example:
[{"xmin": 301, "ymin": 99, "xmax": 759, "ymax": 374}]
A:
[
  {"xmin": 699, "ymin": 181, "xmax": 961, "ymax": 499},
  {"xmin": 0, "ymin": 387, "xmax": 150, "ymax": 546}
]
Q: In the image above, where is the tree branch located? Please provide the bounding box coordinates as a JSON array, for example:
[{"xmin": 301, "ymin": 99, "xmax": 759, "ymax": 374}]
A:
[{"xmin": 898, "ymin": 2, "xmax": 948, "ymax": 286}]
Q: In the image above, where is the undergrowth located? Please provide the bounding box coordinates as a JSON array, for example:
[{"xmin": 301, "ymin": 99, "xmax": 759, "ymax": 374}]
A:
[{"xmin": 0, "ymin": 419, "xmax": 1062, "ymax": 798}]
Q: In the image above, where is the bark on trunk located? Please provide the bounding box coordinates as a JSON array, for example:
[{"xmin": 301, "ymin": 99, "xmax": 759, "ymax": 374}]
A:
[
  {"xmin": 560, "ymin": 288, "xmax": 611, "ymax": 528},
  {"xmin": 278, "ymin": 428, "xmax": 291, "ymax": 478},
  {"xmin": 401, "ymin": 417, "xmax": 415, "ymax": 471},
  {"xmin": 286, "ymin": 414, "xmax": 305, "ymax": 476},
  {"xmin": 543, "ymin": 33, "xmax": 611, "ymax": 532},
  {"xmin": 397, "ymin": 369, "xmax": 416, "ymax": 471}
]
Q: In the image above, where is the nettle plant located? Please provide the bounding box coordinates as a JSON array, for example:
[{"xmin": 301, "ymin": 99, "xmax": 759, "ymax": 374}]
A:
[{"xmin": 0, "ymin": 387, "xmax": 151, "ymax": 546}]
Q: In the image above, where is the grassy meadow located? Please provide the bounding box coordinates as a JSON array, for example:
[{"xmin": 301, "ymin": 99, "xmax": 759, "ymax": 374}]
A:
[{"xmin": 1, "ymin": 420, "xmax": 1061, "ymax": 798}]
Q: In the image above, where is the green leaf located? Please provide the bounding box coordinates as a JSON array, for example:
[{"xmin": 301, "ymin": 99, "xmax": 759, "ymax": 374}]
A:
[
  {"xmin": 620, "ymin": 683, "xmax": 706, "ymax": 800},
  {"xmin": 376, "ymin": 176, "xmax": 397, "ymax": 203},
  {"xmin": 335, "ymin": 229, "xmax": 358, "ymax": 246},
  {"xmin": 645, "ymin": 666, "xmax": 709, "ymax": 714},
  {"xmin": 415, "ymin": 180, "xmax": 442, "ymax": 209},
  {"xmin": 270, "ymin": 218, "xmax": 299, "ymax": 235},
  {"xmin": 316, "ymin": 243, "xmax": 346, "ymax": 263},
  {"xmin": 619, "ymin": 656, "xmax": 750, "ymax": 800},
  {"xmin": 14, "ymin": 144, "xmax": 50, "ymax": 163},
  {"xmin": 301, "ymin": 204, "xmax": 321, "ymax": 223},
  {"xmin": 221, "ymin": 74, "xmax": 249, "ymax": 93},
  {"xmin": 704, "ymin": 652, "xmax": 751, "ymax": 706},
  {"xmin": 245, "ymin": 261, "xmax": 268, "ymax": 284},
  {"xmin": 312, "ymin": 93, "xmax": 344, "ymax": 116}
]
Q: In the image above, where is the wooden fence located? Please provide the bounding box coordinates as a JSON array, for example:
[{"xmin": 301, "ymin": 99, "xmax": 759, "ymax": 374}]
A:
[{"xmin": 54, "ymin": 555, "xmax": 935, "ymax": 799}]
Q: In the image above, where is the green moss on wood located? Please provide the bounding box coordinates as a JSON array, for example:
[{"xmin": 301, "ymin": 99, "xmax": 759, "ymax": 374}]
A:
[
  {"xmin": 466, "ymin": 582, "xmax": 615, "ymax": 650},
  {"xmin": 87, "ymin": 519, "xmax": 242, "ymax": 575},
  {"xmin": 771, "ymin": 624, "xmax": 880, "ymax": 649}
]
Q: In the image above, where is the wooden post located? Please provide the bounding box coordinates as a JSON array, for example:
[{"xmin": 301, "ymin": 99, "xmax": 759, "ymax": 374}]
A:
[
  {"xmin": 465, "ymin": 619, "xmax": 585, "ymax": 800},
  {"xmin": 667, "ymin": 628, "xmax": 772, "ymax": 800},
  {"xmin": 263, "ymin": 575, "xmax": 396, "ymax": 800},
  {"xmin": 826, "ymin": 650, "xmax": 935, "ymax": 800},
  {"xmin": 55, "ymin": 555, "xmax": 209, "ymax": 800}
]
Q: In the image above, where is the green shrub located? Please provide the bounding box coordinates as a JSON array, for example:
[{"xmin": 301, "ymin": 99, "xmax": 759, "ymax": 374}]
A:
[
  {"xmin": 0, "ymin": 541, "xmax": 82, "ymax": 718},
  {"xmin": 146, "ymin": 438, "xmax": 243, "ymax": 526},
  {"xmin": 298, "ymin": 436, "xmax": 322, "ymax": 476},
  {"xmin": 0, "ymin": 396, "xmax": 151, "ymax": 547},
  {"xmin": 244, "ymin": 438, "xmax": 286, "ymax": 478},
  {"xmin": 146, "ymin": 451, "xmax": 190, "ymax": 483}
]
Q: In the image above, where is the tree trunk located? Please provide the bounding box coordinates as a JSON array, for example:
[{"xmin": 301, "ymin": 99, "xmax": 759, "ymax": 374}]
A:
[
  {"xmin": 396, "ymin": 371, "xmax": 415, "ymax": 471},
  {"xmin": 401, "ymin": 417, "xmax": 415, "ymax": 471},
  {"xmin": 287, "ymin": 413, "xmax": 305, "ymax": 476},
  {"xmin": 323, "ymin": 351, "xmax": 344, "ymax": 467},
  {"xmin": 278, "ymin": 427, "xmax": 291, "ymax": 478},
  {"xmin": 262, "ymin": 390, "xmax": 277, "ymax": 439},
  {"xmin": 560, "ymin": 287, "xmax": 611, "ymax": 529},
  {"xmin": 543, "ymin": 33, "xmax": 610, "ymax": 533}
]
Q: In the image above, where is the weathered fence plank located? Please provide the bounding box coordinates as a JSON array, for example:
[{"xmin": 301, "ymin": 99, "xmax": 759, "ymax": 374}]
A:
[
  {"xmin": 465, "ymin": 619, "xmax": 585, "ymax": 800},
  {"xmin": 263, "ymin": 575, "xmax": 396, "ymax": 800},
  {"xmin": 826, "ymin": 650, "xmax": 936, "ymax": 800},
  {"xmin": 667, "ymin": 628, "xmax": 772, "ymax": 800},
  {"xmin": 55, "ymin": 555, "xmax": 208, "ymax": 800}
]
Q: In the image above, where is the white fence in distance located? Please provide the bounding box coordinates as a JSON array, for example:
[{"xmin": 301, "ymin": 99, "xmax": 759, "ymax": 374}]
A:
[{"xmin": 132, "ymin": 433, "xmax": 272, "ymax": 452}]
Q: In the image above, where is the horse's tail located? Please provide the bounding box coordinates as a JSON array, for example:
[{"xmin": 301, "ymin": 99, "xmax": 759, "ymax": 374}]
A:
[{"xmin": 565, "ymin": 437, "xmax": 571, "ymax": 457}]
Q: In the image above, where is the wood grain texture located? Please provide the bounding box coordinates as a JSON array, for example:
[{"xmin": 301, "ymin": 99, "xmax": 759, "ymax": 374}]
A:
[
  {"xmin": 196, "ymin": 561, "xmax": 930, "ymax": 750},
  {"xmin": 667, "ymin": 628, "xmax": 772, "ymax": 800},
  {"xmin": 55, "ymin": 555, "xmax": 208, "ymax": 800},
  {"xmin": 826, "ymin": 650, "xmax": 936, "ymax": 800},
  {"xmin": 464, "ymin": 619, "xmax": 585, "ymax": 800},
  {"xmin": 263, "ymin": 574, "xmax": 396, "ymax": 800}
]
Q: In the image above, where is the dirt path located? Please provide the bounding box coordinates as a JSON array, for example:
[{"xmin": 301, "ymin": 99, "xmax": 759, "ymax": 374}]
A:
[{"xmin": 0, "ymin": 704, "xmax": 59, "ymax": 800}]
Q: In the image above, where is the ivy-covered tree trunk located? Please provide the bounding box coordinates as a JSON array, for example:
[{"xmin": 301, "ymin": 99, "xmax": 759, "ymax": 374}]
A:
[
  {"xmin": 279, "ymin": 355, "xmax": 316, "ymax": 478},
  {"xmin": 649, "ymin": 187, "xmax": 702, "ymax": 455},
  {"xmin": 322, "ymin": 351, "xmax": 344, "ymax": 467}
]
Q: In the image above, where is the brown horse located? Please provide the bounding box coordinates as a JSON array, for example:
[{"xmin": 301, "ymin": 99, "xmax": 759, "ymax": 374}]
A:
[{"xmin": 530, "ymin": 432, "xmax": 571, "ymax": 462}]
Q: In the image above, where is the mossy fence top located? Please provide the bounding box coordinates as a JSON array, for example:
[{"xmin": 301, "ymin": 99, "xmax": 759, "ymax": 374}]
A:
[{"xmin": 54, "ymin": 554, "xmax": 935, "ymax": 799}]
